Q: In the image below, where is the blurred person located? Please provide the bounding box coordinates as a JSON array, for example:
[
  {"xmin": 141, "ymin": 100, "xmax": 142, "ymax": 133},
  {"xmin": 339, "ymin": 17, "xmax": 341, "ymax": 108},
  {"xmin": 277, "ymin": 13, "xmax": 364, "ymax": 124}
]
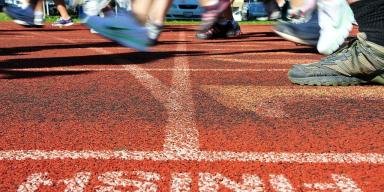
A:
[
  {"xmin": 288, "ymin": 0, "xmax": 384, "ymax": 86},
  {"xmin": 3, "ymin": 0, "xmax": 44, "ymax": 27},
  {"xmin": 197, "ymin": 0, "xmax": 232, "ymax": 36},
  {"xmin": 79, "ymin": 0, "xmax": 230, "ymax": 50},
  {"xmin": 146, "ymin": 0, "xmax": 173, "ymax": 45},
  {"xmin": 81, "ymin": 0, "xmax": 153, "ymax": 51},
  {"xmin": 196, "ymin": 0, "xmax": 241, "ymax": 39},
  {"xmin": 274, "ymin": 0, "xmax": 354, "ymax": 55},
  {"xmin": 51, "ymin": 0, "xmax": 74, "ymax": 27}
]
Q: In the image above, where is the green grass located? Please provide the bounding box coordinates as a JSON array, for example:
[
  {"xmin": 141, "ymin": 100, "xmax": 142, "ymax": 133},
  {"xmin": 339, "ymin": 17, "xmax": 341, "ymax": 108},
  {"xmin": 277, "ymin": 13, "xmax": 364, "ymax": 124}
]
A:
[
  {"xmin": 0, "ymin": 12, "xmax": 274, "ymax": 25},
  {"xmin": 0, "ymin": 12, "xmax": 12, "ymax": 21},
  {"xmin": 0, "ymin": 12, "xmax": 80, "ymax": 22}
]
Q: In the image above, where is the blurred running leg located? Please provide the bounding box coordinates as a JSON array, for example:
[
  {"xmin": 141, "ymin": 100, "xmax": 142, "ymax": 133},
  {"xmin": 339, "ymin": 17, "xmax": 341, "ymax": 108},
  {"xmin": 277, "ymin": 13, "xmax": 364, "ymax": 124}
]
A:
[{"xmin": 146, "ymin": 0, "xmax": 172, "ymax": 45}]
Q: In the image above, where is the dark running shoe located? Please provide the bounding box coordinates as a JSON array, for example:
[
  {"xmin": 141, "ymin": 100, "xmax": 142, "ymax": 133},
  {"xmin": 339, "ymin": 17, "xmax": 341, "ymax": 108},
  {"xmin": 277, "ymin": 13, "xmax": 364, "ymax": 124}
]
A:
[
  {"xmin": 224, "ymin": 20, "xmax": 241, "ymax": 38},
  {"xmin": 196, "ymin": 20, "xmax": 241, "ymax": 39},
  {"xmin": 4, "ymin": 5, "xmax": 42, "ymax": 27},
  {"xmin": 274, "ymin": 10, "xmax": 320, "ymax": 46},
  {"xmin": 84, "ymin": 10, "xmax": 149, "ymax": 51},
  {"xmin": 199, "ymin": 0, "xmax": 231, "ymax": 32},
  {"xmin": 52, "ymin": 17, "xmax": 74, "ymax": 27},
  {"xmin": 288, "ymin": 33, "xmax": 384, "ymax": 86}
]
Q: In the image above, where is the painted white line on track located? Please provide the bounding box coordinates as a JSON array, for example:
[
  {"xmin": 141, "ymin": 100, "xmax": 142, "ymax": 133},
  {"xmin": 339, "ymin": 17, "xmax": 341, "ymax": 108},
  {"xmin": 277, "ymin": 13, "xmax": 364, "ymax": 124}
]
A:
[
  {"xmin": 207, "ymin": 58, "xmax": 315, "ymax": 64},
  {"xmin": 4, "ymin": 68, "xmax": 289, "ymax": 72},
  {"xmin": 163, "ymin": 32, "xmax": 199, "ymax": 153},
  {"xmin": 0, "ymin": 150, "xmax": 383, "ymax": 164}
]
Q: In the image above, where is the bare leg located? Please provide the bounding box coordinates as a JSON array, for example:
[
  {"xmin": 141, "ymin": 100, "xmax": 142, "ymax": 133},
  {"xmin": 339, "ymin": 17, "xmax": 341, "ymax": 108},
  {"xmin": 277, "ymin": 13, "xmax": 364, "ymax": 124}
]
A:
[
  {"xmin": 199, "ymin": 0, "xmax": 219, "ymax": 7},
  {"xmin": 53, "ymin": 0, "xmax": 71, "ymax": 19},
  {"xmin": 145, "ymin": 0, "xmax": 172, "ymax": 45},
  {"xmin": 148, "ymin": 0, "xmax": 172, "ymax": 25},
  {"xmin": 347, "ymin": 0, "xmax": 360, "ymax": 3},
  {"xmin": 131, "ymin": 0, "xmax": 153, "ymax": 24}
]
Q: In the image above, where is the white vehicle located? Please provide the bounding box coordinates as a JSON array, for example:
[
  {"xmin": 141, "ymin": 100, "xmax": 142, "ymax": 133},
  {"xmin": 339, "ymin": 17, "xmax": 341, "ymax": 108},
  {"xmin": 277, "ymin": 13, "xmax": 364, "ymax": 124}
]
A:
[{"xmin": 166, "ymin": 0, "xmax": 203, "ymax": 20}]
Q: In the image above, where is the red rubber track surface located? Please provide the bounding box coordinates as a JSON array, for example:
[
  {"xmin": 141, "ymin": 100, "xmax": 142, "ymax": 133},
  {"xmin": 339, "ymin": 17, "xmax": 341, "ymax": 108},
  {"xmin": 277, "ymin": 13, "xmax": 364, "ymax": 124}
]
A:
[{"xmin": 0, "ymin": 22, "xmax": 383, "ymax": 191}]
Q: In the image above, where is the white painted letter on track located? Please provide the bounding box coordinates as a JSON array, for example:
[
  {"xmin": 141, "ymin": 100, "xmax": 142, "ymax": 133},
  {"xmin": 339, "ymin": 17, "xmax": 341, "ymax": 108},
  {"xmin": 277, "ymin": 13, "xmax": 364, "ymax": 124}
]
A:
[
  {"xmin": 199, "ymin": 173, "xmax": 264, "ymax": 192},
  {"xmin": 171, "ymin": 173, "xmax": 192, "ymax": 192},
  {"xmin": 58, "ymin": 172, "xmax": 92, "ymax": 192},
  {"xmin": 17, "ymin": 173, "xmax": 53, "ymax": 192},
  {"xmin": 303, "ymin": 174, "xmax": 362, "ymax": 192},
  {"xmin": 269, "ymin": 175, "xmax": 294, "ymax": 192},
  {"xmin": 95, "ymin": 171, "xmax": 160, "ymax": 192}
]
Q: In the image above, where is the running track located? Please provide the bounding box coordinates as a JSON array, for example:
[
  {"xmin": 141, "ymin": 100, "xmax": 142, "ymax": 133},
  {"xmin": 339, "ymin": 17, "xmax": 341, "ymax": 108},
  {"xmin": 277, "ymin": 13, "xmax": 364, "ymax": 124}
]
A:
[{"xmin": 0, "ymin": 22, "xmax": 383, "ymax": 191}]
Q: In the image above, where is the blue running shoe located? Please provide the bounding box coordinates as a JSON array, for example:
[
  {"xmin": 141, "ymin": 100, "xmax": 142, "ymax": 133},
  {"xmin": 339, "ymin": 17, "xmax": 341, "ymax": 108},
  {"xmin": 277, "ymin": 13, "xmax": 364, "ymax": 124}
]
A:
[
  {"xmin": 273, "ymin": 10, "xmax": 320, "ymax": 46},
  {"xmin": 84, "ymin": 10, "xmax": 149, "ymax": 51},
  {"xmin": 52, "ymin": 17, "xmax": 74, "ymax": 27},
  {"xmin": 4, "ymin": 5, "xmax": 42, "ymax": 27}
]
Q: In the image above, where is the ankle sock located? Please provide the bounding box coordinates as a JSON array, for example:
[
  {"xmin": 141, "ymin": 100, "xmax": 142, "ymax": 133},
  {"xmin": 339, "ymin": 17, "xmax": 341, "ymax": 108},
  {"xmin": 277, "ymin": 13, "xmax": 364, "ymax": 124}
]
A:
[{"xmin": 350, "ymin": 0, "xmax": 384, "ymax": 46}]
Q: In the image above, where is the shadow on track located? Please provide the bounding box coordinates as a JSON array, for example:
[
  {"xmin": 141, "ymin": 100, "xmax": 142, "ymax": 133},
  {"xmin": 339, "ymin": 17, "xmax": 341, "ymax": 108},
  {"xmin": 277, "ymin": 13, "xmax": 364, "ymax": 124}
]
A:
[
  {"xmin": 0, "ymin": 42, "xmax": 124, "ymax": 56},
  {"xmin": 0, "ymin": 70, "xmax": 91, "ymax": 79},
  {"xmin": 0, "ymin": 49, "xmax": 204, "ymax": 79}
]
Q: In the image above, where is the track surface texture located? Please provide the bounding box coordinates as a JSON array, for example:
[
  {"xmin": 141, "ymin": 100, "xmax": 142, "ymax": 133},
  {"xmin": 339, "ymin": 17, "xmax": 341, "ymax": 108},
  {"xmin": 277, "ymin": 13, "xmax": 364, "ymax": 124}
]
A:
[{"xmin": 0, "ymin": 22, "xmax": 383, "ymax": 192}]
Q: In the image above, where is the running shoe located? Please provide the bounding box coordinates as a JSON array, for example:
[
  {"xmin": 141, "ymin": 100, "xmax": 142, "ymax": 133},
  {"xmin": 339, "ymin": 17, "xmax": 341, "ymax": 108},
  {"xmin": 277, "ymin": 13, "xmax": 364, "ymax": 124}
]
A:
[
  {"xmin": 4, "ymin": 5, "xmax": 42, "ymax": 27},
  {"xmin": 274, "ymin": 10, "xmax": 320, "ymax": 46},
  {"xmin": 199, "ymin": 0, "xmax": 231, "ymax": 32},
  {"xmin": 224, "ymin": 20, "xmax": 242, "ymax": 38},
  {"xmin": 84, "ymin": 10, "xmax": 149, "ymax": 51},
  {"xmin": 90, "ymin": 28, "xmax": 98, "ymax": 33},
  {"xmin": 288, "ymin": 33, "xmax": 384, "ymax": 86},
  {"xmin": 317, "ymin": 0, "xmax": 354, "ymax": 55},
  {"xmin": 146, "ymin": 22, "xmax": 163, "ymax": 46},
  {"xmin": 196, "ymin": 20, "xmax": 241, "ymax": 39},
  {"xmin": 52, "ymin": 17, "xmax": 74, "ymax": 27}
]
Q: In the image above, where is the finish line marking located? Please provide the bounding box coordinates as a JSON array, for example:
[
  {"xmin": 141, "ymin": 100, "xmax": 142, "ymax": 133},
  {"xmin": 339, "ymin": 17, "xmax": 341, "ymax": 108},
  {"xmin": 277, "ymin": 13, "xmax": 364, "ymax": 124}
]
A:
[{"xmin": 0, "ymin": 150, "xmax": 383, "ymax": 163}]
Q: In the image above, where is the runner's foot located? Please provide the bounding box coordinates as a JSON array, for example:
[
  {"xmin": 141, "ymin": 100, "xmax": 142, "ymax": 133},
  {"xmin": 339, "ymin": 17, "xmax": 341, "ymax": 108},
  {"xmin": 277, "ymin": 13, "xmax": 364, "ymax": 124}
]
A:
[
  {"xmin": 84, "ymin": 10, "xmax": 149, "ymax": 51},
  {"xmin": 288, "ymin": 33, "xmax": 384, "ymax": 86}
]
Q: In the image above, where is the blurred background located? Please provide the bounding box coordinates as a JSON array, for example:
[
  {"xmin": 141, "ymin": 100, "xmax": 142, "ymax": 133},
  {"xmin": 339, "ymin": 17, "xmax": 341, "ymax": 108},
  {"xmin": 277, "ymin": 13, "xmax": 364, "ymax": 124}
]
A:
[{"xmin": 2, "ymin": 0, "xmax": 294, "ymax": 21}]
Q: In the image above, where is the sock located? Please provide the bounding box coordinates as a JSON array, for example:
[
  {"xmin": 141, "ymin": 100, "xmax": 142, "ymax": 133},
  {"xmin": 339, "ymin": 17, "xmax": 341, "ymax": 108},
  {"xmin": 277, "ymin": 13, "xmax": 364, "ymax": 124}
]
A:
[
  {"xmin": 34, "ymin": 11, "xmax": 44, "ymax": 25},
  {"xmin": 350, "ymin": 0, "xmax": 384, "ymax": 46},
  {"xmin": 34, "ymin": 11, "xmax": 43, "ymax": 19}
]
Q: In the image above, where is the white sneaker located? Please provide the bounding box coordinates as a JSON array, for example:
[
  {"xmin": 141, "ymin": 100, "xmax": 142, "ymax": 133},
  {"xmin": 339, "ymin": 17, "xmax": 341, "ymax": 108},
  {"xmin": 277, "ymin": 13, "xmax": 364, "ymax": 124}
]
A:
[
  {"xmin": 90, "ymin": 28, "xmax": 98, "ymax": 33},
  {"xmin": 83, "ymin": 0, "xmax": 111, "ymax": 17},
  {"xmin": 317, "ymin": 0, "xmax": 354, "ymax": 55}
]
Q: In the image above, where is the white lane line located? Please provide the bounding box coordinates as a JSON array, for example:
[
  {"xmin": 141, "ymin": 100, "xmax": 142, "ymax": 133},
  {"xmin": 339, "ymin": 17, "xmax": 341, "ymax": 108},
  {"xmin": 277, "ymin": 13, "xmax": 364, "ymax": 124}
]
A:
[
  {"xmin": 4, "ymin": 68, "xmax": 289, "ymax": 72},
  {"xmin": 206, "ymin": 58, "xmax": 315, "ymax": 64},
  {"xmin": 1, "ymin": 150, "xmax": 383, "ymax": 164},
  {"xmin": 163, "ymin": 32, "xmax": 199, "ymax": 154},
  {"xmin": 72, "ymin": 31, "xmax": 200, "ymax": 155}
]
